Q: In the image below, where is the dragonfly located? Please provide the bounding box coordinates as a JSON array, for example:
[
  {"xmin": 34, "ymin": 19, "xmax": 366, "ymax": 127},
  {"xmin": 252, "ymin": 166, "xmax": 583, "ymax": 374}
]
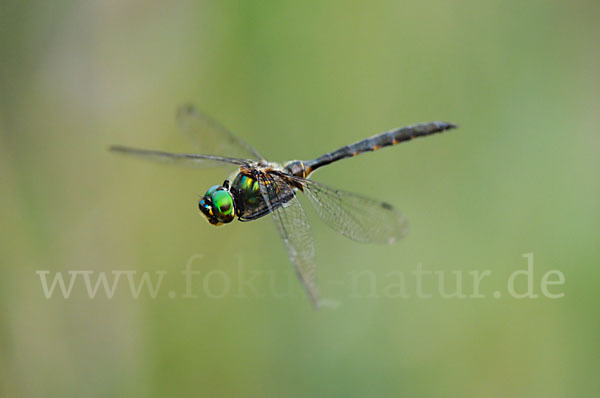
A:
[{"xmin": 110, "ymin": 105, "xmax": 457, "ymax": 308}]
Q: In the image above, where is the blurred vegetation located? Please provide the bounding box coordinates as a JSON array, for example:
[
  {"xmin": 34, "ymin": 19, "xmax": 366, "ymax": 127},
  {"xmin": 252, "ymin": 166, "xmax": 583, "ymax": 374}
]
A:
[{"xmin": 1, "ymin": 1, "xmax": 598, "ymax": 397}]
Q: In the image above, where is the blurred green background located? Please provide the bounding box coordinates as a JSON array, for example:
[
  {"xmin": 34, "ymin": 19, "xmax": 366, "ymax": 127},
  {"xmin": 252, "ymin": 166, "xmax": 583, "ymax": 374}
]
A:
[{"xmin": 1, "ymin": 1, "xmax": 598, "ymax": 397}]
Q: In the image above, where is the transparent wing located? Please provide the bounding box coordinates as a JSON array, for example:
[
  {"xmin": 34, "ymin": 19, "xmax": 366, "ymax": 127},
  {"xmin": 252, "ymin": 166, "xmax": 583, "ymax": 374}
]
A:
[
  {"xmin": 109, "ymin": 145, "xmax": 249, "ymax": 168},
  {"xmin": 257, "ymin": 172, "xmax": 320, "ymax": 309},
  {"xmin": 177, "ymin": 104, "xmax": 264, "ymax": 160},
  {"xmin": 282, "ymin": 173, "xmax": 408, "ymax": 244}
]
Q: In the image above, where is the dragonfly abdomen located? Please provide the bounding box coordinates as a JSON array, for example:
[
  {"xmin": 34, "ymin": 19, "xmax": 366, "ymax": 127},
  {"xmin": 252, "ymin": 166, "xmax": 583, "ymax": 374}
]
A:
[{"xmin": 303, "ymin": 121, "xmax": 457, "ymax": 174}]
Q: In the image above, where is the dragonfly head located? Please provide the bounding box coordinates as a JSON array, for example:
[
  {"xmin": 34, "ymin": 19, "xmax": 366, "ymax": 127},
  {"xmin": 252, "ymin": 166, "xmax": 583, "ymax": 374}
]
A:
[{"xmin": 199, "ymin": 184, "xmax": 235, "ymax": 226}]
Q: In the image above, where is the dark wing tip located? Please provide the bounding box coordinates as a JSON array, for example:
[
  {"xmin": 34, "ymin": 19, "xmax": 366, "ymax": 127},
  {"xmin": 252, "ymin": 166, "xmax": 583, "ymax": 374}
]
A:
[
  {"xmin": 109, "ymin": 145, "xmax": 142, "ymax": 155},
  {"xmin": 177, "ymin": 103, "xmax": 196, "ymax": 114},
  {"xmin": 108, "ymin": 144, "xmax": 126, "ymax": 152},
  {"xmin": 380, "ymin": 201, "xmax": 394, "ymax": 210},
  {"xmin": 176, "ymin": 103, "xmax": 198, "ymax": 125}
]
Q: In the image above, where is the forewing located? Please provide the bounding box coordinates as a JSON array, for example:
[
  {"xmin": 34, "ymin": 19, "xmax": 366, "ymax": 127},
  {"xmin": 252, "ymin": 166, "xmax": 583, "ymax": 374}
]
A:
[
  {"xmin": 257, "ymin": 172, "xmax": 320, "ymax": 309},
  {"xmin": 109, "ymin": 146, "xmax": 249, "ymax": 168},
  {"xmin": 286, "ymin": 175, "xmax": 408, "ymax": 244},
  {"xmin": 177, "ymin": 104, "xmax": 264, "ymax": 160}
]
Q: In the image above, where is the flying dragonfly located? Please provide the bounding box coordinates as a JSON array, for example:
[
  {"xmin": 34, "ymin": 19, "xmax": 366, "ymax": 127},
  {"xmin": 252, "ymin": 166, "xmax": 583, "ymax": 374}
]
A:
[{"xmin": 110, "ymin": 105, "xmax": 457, "ymax": 309}]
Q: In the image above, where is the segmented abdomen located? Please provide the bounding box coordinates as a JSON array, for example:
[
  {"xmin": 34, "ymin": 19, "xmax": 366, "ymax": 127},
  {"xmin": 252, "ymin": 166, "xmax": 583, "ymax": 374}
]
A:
[{"xmin": 303, "ymin": 121, "xmax": 457, "ymax": 174}]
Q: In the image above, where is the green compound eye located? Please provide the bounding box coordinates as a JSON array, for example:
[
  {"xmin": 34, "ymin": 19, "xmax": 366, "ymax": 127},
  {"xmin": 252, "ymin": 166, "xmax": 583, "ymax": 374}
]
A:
[
  {"xmin": 206, "ymin": 185, "xmax": 220, "ymax": 196},
  {"xmin": 212, "ymin": 190, "xmax": 234, "ymax": 217}
]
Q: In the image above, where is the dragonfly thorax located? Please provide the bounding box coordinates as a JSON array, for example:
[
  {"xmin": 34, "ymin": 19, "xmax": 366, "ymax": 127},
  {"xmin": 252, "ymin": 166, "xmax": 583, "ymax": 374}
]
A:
[
  {"xmin": 230, "ymin": 172, "xmax": 263, "ymax": 218},
  {"xmin": 231, "ymin": 170, "xmax": 295, "ymax": 222}
]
